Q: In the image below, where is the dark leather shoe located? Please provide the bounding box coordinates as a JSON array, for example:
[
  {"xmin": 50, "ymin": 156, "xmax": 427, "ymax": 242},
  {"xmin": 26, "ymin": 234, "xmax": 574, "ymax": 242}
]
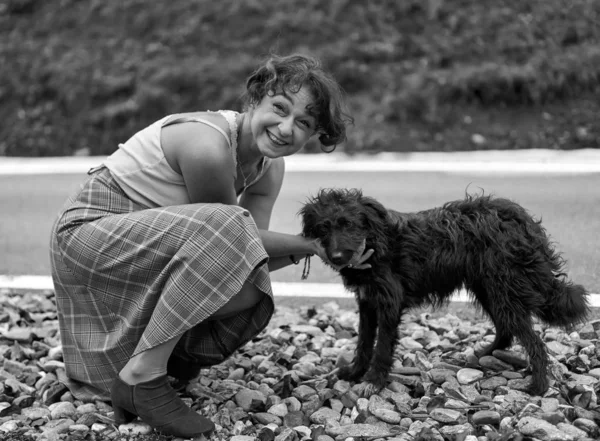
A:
[
  {"xmin": 110, "ymin": 375, "xmax": 214, "ymax": 437},
  {"xmin": 167, "ymin": 355, "xmax": 202, "ymax": 383}
]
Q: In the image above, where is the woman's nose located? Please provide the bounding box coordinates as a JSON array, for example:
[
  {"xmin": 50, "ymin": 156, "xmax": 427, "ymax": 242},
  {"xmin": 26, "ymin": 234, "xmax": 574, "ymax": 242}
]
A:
[{"xmin": 279, "ymin": 118, "xmax": 293, "ymax": 136}]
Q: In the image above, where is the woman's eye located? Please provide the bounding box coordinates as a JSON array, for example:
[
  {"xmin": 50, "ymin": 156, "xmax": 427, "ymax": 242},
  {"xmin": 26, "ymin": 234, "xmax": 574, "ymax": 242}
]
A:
[{"xmin": 274, "ymin": 103, "xmax": 285, "ymax": 113}]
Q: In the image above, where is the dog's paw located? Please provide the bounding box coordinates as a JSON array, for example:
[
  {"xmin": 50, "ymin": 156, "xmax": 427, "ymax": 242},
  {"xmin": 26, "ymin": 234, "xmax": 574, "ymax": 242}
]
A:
[
  {"xmin": 359, "ymin": 370, "xmax": 388, "ymax": 394},
  {"xmin": 338, "ymin": 365, "xmax": 366, "ymax": 382},
  {"xmin": 354, "ymin": 381, "xmax": 383, "ymax": 398}
]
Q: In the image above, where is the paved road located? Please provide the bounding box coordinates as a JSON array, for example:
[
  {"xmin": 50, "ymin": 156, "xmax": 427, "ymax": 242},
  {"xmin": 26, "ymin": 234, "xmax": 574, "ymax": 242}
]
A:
[{"xmin": 1, "ymin": 151, "xmax": 599, "ymax": 295}]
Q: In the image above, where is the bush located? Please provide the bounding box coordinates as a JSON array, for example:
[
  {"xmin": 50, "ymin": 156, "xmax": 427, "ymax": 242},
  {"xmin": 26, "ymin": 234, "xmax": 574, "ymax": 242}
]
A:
[{"xmin": 1, "ymin": 0, "xmax": 599, "ymax": 155}]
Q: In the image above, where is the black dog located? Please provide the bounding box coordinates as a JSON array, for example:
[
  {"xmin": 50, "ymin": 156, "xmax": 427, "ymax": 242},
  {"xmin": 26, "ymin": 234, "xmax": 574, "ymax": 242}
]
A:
[{"xmin": 300, "ymin": 189, "xmax": 589, "ymax": 396}]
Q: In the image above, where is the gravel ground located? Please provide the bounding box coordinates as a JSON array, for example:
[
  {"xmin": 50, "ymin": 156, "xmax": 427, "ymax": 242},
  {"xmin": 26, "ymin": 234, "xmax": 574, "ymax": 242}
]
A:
[{"xmin": 1, "ymin": 290, "xmax": 600, "ymax": 441}]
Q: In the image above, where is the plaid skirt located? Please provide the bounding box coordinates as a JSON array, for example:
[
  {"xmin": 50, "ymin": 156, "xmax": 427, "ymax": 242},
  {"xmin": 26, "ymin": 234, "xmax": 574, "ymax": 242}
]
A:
[{"xmin": 49, "ymin": 167, "xmax": 273, "ymax": 401}]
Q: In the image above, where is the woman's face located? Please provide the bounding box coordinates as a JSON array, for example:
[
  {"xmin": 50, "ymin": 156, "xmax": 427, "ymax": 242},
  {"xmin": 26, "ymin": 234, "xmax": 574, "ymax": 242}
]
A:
[{"xmin": 248, "ymin": 85, "xmax": 319, "ymax": 158}]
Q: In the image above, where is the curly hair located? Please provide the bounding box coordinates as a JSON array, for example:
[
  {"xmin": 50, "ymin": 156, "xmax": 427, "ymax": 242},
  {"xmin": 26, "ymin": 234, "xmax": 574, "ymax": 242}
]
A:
[{"xmin": 242, "ymin": 54, "xmax": 353, "ymax": 150}]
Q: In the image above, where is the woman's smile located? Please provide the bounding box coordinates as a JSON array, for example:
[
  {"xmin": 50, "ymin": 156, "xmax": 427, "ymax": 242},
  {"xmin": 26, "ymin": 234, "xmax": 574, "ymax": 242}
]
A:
[{"xmin": 266, "ymin": 129, "xmax": 288, "ymax": 146}]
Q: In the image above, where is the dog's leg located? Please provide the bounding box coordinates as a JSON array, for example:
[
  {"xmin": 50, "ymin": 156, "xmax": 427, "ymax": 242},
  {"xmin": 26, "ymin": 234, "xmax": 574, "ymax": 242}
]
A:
[
  {"xmin": 356, "ymin": 304, "xmax": 400, "ymax": 397},
  {"xmin": 481, "ymin": 294, "xmax": 549, "ymax": 394},
  {"xmin": 473, "ymin": 280, "xmax": 548, "ymax": 394},
  {"xmin": 338, "ymin": 292, "xmax": 377, "ymax": 382},
  {"xmin": 477, "ymin": 305, "xmax": 514, "ymax": 356},
  {"xmin": 353, "ymin": 276, "xmax": 402, "ymax": 397},
  {"xmin": 469, "ymin": 282, "xmax": 515, "ymax": 356},
  {"xmin": 479, "ymin": 324, "xmax": 513, "ymax": 356},
  {"xmin": 513, "ymin": 317, "xmax": 549, "ymax": 395}
]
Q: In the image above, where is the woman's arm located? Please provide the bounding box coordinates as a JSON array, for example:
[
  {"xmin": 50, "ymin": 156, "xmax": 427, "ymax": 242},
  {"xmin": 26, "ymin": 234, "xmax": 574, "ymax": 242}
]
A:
[
  {"xmin": 258, "ymin": 229, "xmax": 319, "ymax": 258},
  {"xmin": 241, "ymin": 159, "xmax": 321, "ymax": 271},
  {"xmin": 258, "ymin": 229, "xmax": 320, "ymax": 272},
  {"xmin": 163, "ymin": 121, "xmax": 239, "ymax": 205},
  {"xmin": 239, "ymin": 158, "xmax": 285, "ymax": 230}
]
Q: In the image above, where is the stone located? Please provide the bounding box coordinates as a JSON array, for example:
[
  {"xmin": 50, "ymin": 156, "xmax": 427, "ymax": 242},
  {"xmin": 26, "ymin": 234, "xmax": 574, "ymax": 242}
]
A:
[
  {"xmin": 0, "ymin": 402, "xmax": 13, "ymax": 417},
  {"xmin": 253, "ymin": 412, "xmax": 282, "ymax": 425},
  {"xmin": 12, "ymin": 395, "xmax": 35, "ymax": 408},
  {"xmin": 492, "ymin": 349, "xmax": 529, "ymax": 368},
  {"xmin": 278, "ymin": 427, "xmax": 300, "ymax": 441},
  {"xmin": 368, "ymin": 394, "xmax": 394, "ymax": 413},
  {"xmin": 0, "ymin": 420, "xmax": 20, "ymax": 433},
  {"xmin": 456, "ymin": 368, "xmax": 484, "ymax": 385},
  {"xmin": 429, "ymin": 368, "xmax": 456, "ymax": 384},
  {"xmin": 479, "ymin": 376, "xmax": 507, "ymax": 390},
  {"xmin": 557, "ymin": 422, "xmax": 589, "ymax": 440},
  {"xmin": 332, "ymin": 423, "xmax": 393, "ymax": 439},
  {"xmin": 290, "ymin": 325, "xmax": 324, "ymax": 336},
  {"xmin": 478, "ymin": 355, "xmax": 514, "ymax": 371},
  {"xmin": 507, "ymin": 377, "xmax": 533, "ymax": 392},
  {"xmin": 22, "ymin": 406, "xmax": 52, "ymax": 420},
  {"xmin": 517, "ymin": 416, "xmax": 575, "ymax": 441},
  {"xmin": 292, "ymin": 384, "xmax": 317, "ymax": 401},
  {"xmin": 118, "ymin": 422, "xmax": 153, "ymax": 435},
  {"xmin": 48, "ymin": 401, "xmax": 77, "ymax": 420},
  {"xmin": 471, "ymin": 410, "xmax": 501, "ymax": 425},
  {"xmin": 267, "ymin": 402, "xmax": 288, "ymax": 417},
  {"xmin": 547, "ymin": 341, "xmax": 575, "ymax": 357},
  {"xmin": 235, "ymin": 388, "xmax": 267, "ymax": 412},
  {"xmin": 309, "ymin": 407, "xmax": 341, "ymax": 424},
  {"xmin": 399, "ymin": 337, "xmax": 424, "ymax": 350},
  {"xmin": 283, "ymin": 410, "xmax": 309, "ymax": 428},
  {"xmin": 429, "ymin": 408, "xmax": 464, "ymax": 424},
  {"xmin": 573, "ymin": 418, "xmax": 599, "ymax": 437},
  {"xmin": 438, "ymin": 423, "xmax": 476, "ymax": 441},
  {"xmin": 370, "ymin": 407, "xmax": 402, "ymax": 424},
  {"xmin": 540, "ymin": 398, "xmax": 560, "ymax": 413}
]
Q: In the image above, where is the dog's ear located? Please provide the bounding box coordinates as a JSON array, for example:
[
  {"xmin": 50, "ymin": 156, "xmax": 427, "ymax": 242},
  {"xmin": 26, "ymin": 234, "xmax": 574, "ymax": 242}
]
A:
[
  {"xmin": 358, "ymin": 195, "xmax": 391, "ymax": 256},
  {"xmin": 359, "ymin": 195, "xmax": 389, "ymax": 224},
  {"xmin": 298, "ymin": 194, "xmax": 324, "ymax": 237}
]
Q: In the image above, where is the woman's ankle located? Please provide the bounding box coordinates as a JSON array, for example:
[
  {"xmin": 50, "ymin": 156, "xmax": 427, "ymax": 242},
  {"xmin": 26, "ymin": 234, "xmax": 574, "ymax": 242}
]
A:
[{"xmin": 119, "ymin": 356, "xmax": 167, "ymax": 385}]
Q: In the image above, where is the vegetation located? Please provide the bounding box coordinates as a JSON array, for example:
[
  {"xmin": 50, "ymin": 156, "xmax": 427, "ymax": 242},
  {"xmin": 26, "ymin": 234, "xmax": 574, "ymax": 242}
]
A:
[{"xmin": 1, "ymin": 0, "xmax": 599, "ymax": 156}]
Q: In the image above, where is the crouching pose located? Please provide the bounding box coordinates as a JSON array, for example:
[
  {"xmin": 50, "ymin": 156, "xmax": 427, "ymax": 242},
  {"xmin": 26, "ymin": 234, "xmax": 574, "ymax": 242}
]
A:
[{"xmin": 49, "ymin": 54, "xmax": 371, "ymax": 438}]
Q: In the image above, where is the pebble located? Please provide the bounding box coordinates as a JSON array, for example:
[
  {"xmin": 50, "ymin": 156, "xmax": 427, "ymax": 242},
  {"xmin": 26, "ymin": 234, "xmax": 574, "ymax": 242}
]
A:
[
  {"xmin": 471, "ymin": 410, "xmax": 501, "ymax": 425},
  {"xmin": 478, "ymin": 355, "xmax": 514, "ymax": 371},
  {"xmin": 456, "ymin": 368, "xmax": 484, "ymax": 384},
  {"xmin": 517, "ymin": 416, "xmax": 575, "ymax": 441},
  {"xmin": 1, "ymin": 291, "xmax": 599, "ymax": 441}
]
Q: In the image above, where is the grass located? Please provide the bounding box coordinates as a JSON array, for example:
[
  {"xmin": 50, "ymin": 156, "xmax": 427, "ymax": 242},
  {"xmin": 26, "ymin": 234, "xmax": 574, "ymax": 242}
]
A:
[{"xmin": 1, "ymin": 0, "xmax": 599, "ymax": 156}]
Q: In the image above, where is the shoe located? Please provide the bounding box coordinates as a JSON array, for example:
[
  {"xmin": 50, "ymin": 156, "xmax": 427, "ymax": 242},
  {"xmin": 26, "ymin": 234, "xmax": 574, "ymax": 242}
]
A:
[
  {"xmin": 167, "ymin": 355, "xmax": 202, "ymax": 383},
  {"xmin": 110, "ymin": 375, "xmax": 215, "ymax": 437}
]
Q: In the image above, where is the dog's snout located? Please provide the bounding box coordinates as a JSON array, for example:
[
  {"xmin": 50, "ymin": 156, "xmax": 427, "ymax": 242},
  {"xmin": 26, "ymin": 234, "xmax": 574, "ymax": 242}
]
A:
[{"xmin": 329, "ymin": 250, "xmax": 354, "ymax": 266}]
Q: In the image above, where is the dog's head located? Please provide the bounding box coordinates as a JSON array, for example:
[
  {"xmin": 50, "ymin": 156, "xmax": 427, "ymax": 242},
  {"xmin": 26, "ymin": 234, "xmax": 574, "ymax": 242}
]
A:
[{"xmin": 299, "ymin": 188, "xmax": 390, "ymax": 267}]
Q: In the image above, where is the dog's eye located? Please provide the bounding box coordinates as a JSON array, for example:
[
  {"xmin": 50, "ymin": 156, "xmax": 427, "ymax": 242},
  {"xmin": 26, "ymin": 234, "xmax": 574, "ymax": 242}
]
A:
[
  {"xmin": 337, "ymin": 219, "xmax": 351, "ymax": 228},
  {"xmin": 316, "ymin": 226, "xmax": 329, "ymax": 236}
]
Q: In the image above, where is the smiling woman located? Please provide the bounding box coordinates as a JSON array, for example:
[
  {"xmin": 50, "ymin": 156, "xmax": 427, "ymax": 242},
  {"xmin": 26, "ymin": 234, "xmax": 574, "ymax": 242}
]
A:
[
  {"xmin": 246, "ymin": 86, "xmax": 317, "ymax": 160},
  {"xmin": 47, "ymin": 53, "xmax": 370, "ymax": 438}
]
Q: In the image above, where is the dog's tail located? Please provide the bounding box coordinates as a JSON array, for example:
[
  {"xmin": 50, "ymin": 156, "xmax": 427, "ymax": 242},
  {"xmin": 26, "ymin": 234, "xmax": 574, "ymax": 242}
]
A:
[{"xmin": 539, "ymin": 278, "xmax": 590, "ymax": 328}]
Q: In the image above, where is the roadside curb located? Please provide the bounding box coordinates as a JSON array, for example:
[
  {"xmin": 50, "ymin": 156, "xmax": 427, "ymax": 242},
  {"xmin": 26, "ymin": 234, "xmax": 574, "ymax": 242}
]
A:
[
  {"xmin": 1, "ymin": 275, "xmax": 599, "ymax": 306},
  {"xmin": 2, "ymin": 149, "xmax": 600, "ymax": 175}
]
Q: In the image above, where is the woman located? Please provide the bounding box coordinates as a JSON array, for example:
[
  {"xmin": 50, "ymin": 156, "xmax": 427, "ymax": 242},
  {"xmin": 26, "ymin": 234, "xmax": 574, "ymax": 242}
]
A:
[{"xmin": 50, "ymin": 53, "xmax": 372, "ymax": 437}]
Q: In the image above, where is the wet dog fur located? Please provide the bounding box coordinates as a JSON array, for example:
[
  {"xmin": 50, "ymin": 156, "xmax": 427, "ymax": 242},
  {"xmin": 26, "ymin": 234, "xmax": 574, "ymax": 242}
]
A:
[{"xmin": 300, "ymin": 188, "xmax": 589, "ymax": 396}]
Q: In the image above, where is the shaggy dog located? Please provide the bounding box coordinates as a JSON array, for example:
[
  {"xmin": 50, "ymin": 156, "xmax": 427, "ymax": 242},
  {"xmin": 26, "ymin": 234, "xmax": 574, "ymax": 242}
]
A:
[{"xmin": 300, "ymin": 188, "xmax": 589, "ymax": 396}]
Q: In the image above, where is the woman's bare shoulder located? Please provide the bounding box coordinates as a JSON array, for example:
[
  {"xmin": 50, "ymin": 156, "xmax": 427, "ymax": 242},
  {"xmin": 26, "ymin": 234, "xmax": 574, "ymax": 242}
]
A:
[{"xmin": 161, "ymin": 111, "xmax": 234, "ymax": 174}]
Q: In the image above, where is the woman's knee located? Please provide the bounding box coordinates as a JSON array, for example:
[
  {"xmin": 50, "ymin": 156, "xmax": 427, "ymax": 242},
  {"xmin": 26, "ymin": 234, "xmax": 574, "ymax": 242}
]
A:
[{"xmin": 210, "ymin": 282, "xmax": 265, "ymax": 320}]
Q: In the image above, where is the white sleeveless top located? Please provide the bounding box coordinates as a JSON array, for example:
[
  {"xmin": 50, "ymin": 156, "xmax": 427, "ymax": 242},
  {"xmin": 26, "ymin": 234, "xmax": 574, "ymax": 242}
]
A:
[{"xmin": 102, "ymin": 110, "xmax": 270, "ymax": 208}]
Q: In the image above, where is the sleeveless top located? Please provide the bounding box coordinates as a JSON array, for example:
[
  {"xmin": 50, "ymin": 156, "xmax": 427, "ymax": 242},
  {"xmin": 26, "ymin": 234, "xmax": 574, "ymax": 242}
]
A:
[{"xmin": 102, "ymin": 110, "xmax": 271, "ymax": 209}]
